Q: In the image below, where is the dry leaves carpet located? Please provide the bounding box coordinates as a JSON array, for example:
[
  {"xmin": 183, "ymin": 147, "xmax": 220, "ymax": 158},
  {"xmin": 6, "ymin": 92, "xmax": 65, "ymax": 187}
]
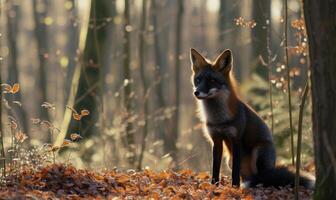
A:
[{"xmin": 1, "ymin": 164, "xmax": 313, "ymax": 199}]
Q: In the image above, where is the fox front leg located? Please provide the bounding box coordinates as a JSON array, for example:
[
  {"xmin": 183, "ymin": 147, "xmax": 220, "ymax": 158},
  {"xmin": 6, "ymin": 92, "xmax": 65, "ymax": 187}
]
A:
[
  {"xmin": 211, "ymin": 139, "xmax": 223, "ymax": 185},
  {"xmin": 231, "ymin": 142, "xmax": 241, "ymax": 187}
]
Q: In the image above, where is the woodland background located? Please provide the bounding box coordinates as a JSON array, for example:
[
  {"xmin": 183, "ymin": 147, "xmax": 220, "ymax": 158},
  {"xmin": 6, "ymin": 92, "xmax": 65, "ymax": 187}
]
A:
[{"xmin": 0, "ymin": 0, "xmax": 313, "ymax": 185}]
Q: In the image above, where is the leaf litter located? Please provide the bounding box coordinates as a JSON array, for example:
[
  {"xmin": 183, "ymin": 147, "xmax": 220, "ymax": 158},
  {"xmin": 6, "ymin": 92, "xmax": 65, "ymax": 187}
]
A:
[{"xmin": 1, "ymin": 164, "xmax": 313, "ymax": 199}]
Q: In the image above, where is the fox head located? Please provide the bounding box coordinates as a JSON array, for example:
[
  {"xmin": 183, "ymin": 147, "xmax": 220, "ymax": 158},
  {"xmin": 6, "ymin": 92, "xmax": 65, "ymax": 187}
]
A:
[{"xmin": 190, "ymin": 48, "xmax": 235, "ymax": 100}]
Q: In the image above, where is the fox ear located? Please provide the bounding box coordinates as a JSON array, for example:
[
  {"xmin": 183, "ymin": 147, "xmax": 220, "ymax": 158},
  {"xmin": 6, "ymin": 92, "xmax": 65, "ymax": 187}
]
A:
[
  {"xmin": 214, "ymin": 49, "xmax": 233, "ymax": 73},
  {"xmin": 190, "ymin": 48, "xmax": 207, "ymax": 72}
]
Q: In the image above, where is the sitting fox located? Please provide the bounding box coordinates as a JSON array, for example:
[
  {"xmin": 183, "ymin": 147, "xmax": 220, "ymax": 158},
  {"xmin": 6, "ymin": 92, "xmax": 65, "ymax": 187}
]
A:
[{"xmin": 190, "ymin": 48, "xmax": 314, "ymax": 188}]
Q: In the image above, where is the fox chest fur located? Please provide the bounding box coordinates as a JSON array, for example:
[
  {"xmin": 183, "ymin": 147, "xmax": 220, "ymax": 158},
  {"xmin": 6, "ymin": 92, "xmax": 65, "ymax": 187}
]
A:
[{"xmin": 199, "ymin": 92, "xmax": 239, "ymax": 140}]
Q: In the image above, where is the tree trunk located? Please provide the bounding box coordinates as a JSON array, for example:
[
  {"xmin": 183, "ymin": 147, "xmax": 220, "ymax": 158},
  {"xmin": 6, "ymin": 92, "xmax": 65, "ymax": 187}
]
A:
[
  {"xmin": 6, "ymin": 1, "xmax": 29, "ymax": 134},
  {"xmin": 218, "ymin": 0, "xmax": 226, "ymax": 45},
  {"xmin": 304, "ymin": 1, "xmax": 336, "ymax": 199},
  {"xmin": 123, "ymin": 0, "xmax": 136, "ymax": 166},
  {"xmin": 252, "ymin": 0, "xmax": 270, "ymax": 79},
  {"xmin": 55, "ymin": 1, "xmax": 91, "ymax": 147},
  {"xmin": 151, "ymin": 0, "xmax": 169, "ymax": 153},
  {"xmin": 66, "ymin": 0, "xmax": 110, "ymax": 141},
  {"xmin": 0, "ymin": 65, "xmax": 4, "ymax": 177},
  {"xmin": 137, "ymin": 0, "xmax": 149, "ymax": 170},
  {"xmin": 218, "ymin": 0, "xmax": 242, "ymax": 81},
  {"xmin": 64, "ymin": 0, "xmax": 79, "ymax": 105},
  {"xmin": 0, "ymin": 3, "xmax": 4, "ymax": 175},
  {"xmin": 171, "ymin": 0, "xmax": 184, "ymax": 165},
  {"xmin": 32, "ymin": 0, "xmax": 50, "ymax": 123}
]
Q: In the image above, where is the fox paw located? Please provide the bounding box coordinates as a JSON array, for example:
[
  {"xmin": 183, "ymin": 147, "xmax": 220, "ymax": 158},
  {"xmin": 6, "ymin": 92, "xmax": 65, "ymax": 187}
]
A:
[{"xmin": 211, "ymin": 178, "xmax": 220, "ymax": 186}]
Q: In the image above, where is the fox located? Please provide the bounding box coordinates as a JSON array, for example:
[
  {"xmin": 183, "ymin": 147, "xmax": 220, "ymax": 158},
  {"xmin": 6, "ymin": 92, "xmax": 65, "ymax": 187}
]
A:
[{"xmin": 190, "ymin": 48, "xmax": 314, "ymax": 188}]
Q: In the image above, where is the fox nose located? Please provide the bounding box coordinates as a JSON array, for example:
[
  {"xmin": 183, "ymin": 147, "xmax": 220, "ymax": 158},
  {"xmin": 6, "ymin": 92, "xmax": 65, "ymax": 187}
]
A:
[{"xmin": 194, "ymin": 91, "xmax": 200, "ymax": 96}]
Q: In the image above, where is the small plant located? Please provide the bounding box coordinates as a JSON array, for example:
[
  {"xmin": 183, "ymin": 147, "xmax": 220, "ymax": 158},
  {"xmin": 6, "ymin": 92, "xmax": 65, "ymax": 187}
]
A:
[
  {"xmin": 62, "ymin": 106, "xmax": 89, "ymax": 161},
  {"xmin": 0, "ymin": 83, "xmax": 24, "ymax": 177},
  {"xmin": 31, "ymin": 102, "xmax": 82, "ymax": 164}
]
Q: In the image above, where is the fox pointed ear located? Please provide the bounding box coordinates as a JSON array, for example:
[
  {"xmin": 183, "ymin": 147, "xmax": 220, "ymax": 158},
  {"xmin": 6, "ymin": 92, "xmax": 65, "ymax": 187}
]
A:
[
  {"xmin": 214, "ymin": 49, "xmax": 233, "ymax": 73},
  {"xmin": 190, "ymin": 48, "xmax": 207, "ymax": 72}
]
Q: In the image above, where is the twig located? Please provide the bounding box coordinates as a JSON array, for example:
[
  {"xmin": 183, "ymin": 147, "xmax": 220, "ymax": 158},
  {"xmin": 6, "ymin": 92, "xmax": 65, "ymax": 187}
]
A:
[
  {"xmin": 0, "ymin": 60, "xmax": 5, "ymax": 178},
  {"xmin": 294, "ymin": 82, "xmax": 309, "ymax": 200},
  {"xmin": 266, "ymin": 19, "xmax": 274, "ymax": 134},
  {"xmin": 284, "ymin": 0, "xmax": 295, "ymax": 165}
]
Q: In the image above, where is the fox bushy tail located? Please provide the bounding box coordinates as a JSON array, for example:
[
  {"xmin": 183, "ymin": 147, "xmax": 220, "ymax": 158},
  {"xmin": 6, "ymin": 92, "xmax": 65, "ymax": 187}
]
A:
[{"xmin": 247, "ymin": 166, "xmax": 314, "ymax": 189}]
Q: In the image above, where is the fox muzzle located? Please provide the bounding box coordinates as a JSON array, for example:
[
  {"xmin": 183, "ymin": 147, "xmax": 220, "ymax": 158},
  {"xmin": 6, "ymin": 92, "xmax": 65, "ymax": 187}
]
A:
[{"xmin": 194, "ymin": 88, "xmax": 219, "ymax": 99}]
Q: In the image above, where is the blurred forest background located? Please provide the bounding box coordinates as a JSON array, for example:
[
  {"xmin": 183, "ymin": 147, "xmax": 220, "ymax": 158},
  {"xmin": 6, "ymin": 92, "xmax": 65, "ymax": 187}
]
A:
[{"xmin": 0, "ymin": 0, "xmax": 312, "ymax": 172}]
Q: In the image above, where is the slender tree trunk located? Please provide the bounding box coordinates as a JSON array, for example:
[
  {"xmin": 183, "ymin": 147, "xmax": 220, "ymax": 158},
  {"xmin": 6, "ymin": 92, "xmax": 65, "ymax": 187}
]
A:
[
  {"xmin": 0, "ymin": 3, "xmax": 5, "ymax": 176},
  {"xmin": 304, "ymin": 1, "xmax": 336, "ymax": 199},
  {"xmin": 218, "ymin": 0, "xmax": 226, "ymax": 45},
  {"xmin": 151, "ymin": 0, "xmax": 169, "ymax": 150},
  {"xmin": 0, "ymin": 62, "xmax": 4, "ymax": 177},
  {"xmin": 6, "ymin": 1, "xmax": 29, "ymax": 134},
  {"xmin": 238, "ymin": 2, "xmax": 252, "ymax": 81},
  {"xmin": 55, "ymin": 1, "xmax": 91, "ymax": 147},
  {"xmin": 123, "ymin": 0, "xmax": 135, "ymax": 166},
  {"xmin": 137, "ymin": 0, "xmax": 149, "ymax": 170},
  {"xmin": 171, "ymin": 0, "xmax": 184, "ymax": 165},
  {"xmin": 32, "ymin": 0, "xmax": 50, "ymax": 123},
  {"xmin": 218, "ymin": 0, "xmax": 241, "ymax": 80},
  {"xmin": 64, "ymin": 0, "xmax": 79, "ymax": 105},
  {"xmin": 284, "ymin": 0, "xmax": 295, "ymax": 166},
  {"xmin": 252, "ymin": 0, "xmax": 270, "ymax": 79}
]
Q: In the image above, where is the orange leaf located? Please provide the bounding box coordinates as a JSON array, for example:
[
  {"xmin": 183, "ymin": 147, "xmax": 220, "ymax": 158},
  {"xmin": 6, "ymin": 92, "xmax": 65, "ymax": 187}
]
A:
[
  {"xmin": 116, "ymin": 174, "xmax": 130, "ymax": 183},
  {"xmin": 199, "ymin": 182, "xmax": 212, "ymax": 190},
  {"xmin": 73, "ymin": 113, "xmax": 81, "ymax": 121},
  {"xmin": 196, "ymin": 172, "xmax": 209, "ymax": 180},
  {"xmin": 70, "ymin": 133, "xmax": 82, "ymax": 141},
  {"xmin": 61, "ymin": 139, "xmax": 72, "ymax": 147},
  {"xmin": 49, "ymin": 146, "xmax": 60, "ymax": 152},
  {"xmin": 11, "ymin": 83, "xmax": 20, "ymax": 94},
  {"xmin": 10, "ymin": 120, "xmax": 18, "ymax": 129},
  {"xmin": 179, "ymin": 169, "xmax": 193, "ymax": 176},
  {"xmin": 15, "ymin": 131, "xmax": 28, "ymax": 143}
]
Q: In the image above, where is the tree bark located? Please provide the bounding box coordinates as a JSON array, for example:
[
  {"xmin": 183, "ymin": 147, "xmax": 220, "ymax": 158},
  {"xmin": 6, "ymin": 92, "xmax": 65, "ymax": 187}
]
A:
[
  {"xmin": 151, "ymin": 0, "xmax": 169, "ymax": 154},
  {"xmin": 123, "ymin": 0, "xmax": 136, "ymax": 166},
  {"xmin": 6, "ymin": 1, "xmax": 29, "ymax": 134},
  {"xmin": 252, "ymin": 0, "xmax": 270, "ymax": 79},
  {"xmin": 64, "ymin": 0, "xmax": 79, "ymax": 105},
  {"xmin": 0, "ymin": 3, "xmax": 5, "ymax": 175},
  {"xmin": 32, "ymin": 0, "xmax": 50, "ymax": 123},
  {"xmin": 218, "ymin": 0, "xmax": 242, "ymax": 81},
  {"xmin": 55, "ymin": 1, "xmax": 91, "ymax": 147},
  {"xmin": 171, "ymin": 0, "xmax": 184, "ymax": 165},
  {"xmin": 304, "ymin": 1, "xmax": 336, "ymax": 199},
  {"xmin": 66, "ymin": 0, "xmax": 110, "ymax": 140},
  {"xmin": 137, "ymin": 0, "xmax": 149, "ymax": 170},
  {"xmin": 0, "ymin": 62, "xmax": 4, "ymax": 177}
]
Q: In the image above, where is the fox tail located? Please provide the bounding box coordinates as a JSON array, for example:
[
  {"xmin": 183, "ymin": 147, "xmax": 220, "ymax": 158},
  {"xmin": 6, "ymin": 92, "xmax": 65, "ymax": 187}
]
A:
[{"xmin": 244, "ymin": 166, "xmax": 315, "ymax": 189}]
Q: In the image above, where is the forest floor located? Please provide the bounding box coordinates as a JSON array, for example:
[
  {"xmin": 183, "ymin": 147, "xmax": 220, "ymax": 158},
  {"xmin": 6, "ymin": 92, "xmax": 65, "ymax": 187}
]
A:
[{"xmin": 0, "ymin": 164, "xmax": 313, "ymax": 200}]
